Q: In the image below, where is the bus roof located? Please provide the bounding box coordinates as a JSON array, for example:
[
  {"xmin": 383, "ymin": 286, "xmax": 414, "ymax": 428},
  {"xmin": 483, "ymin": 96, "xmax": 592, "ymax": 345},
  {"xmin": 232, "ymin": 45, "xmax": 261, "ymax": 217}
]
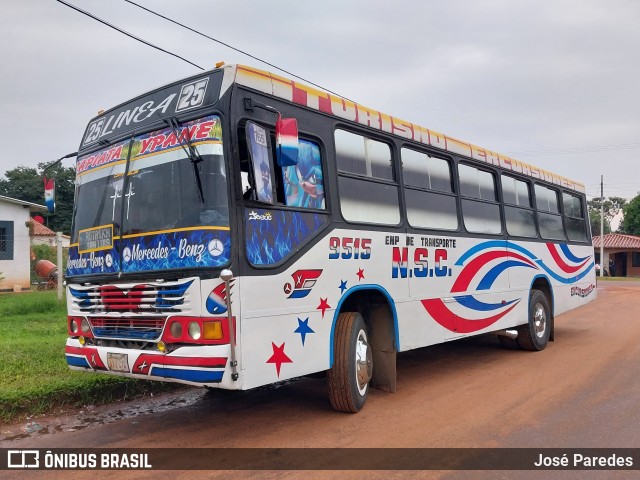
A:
[{"xmin": 227, "ymin": 64, "xmax": 585, "ymax": 194}]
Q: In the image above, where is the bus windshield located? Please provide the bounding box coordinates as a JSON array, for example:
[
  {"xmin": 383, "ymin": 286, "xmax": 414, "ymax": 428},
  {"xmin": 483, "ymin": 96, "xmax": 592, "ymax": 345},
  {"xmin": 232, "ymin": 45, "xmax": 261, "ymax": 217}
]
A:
[
  {"xmin": 71, "ymin": 141, "xmax": 129, "ymax": 241},
  {"xmin": 69, "ymin": 114, "xmax": 229, "ymax": 276},
  {"xmin": 123, "ymin": 116, "xmax": 228, "ymax": 235}
]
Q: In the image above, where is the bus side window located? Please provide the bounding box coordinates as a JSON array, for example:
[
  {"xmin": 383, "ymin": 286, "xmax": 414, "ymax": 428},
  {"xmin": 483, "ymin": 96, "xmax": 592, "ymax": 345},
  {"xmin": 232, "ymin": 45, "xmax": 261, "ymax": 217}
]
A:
[
  {"xmin": 240, "ymin": 123, "xmax": 322, "ymax": 208},
  {"xmin": 562, "ymin": 191, "xmax": 587, "ymax": 242},
  {"xmin": 281, "ymin": 139, "xmax": 325, "ymax": 210},
  {"xmin": 535, "ymin": 184, "xmax": 565, "ymax": 241}
]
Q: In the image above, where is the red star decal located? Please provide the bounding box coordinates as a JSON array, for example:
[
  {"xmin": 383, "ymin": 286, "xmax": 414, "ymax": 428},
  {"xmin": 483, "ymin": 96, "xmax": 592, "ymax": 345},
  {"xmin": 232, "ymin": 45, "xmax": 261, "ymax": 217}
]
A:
[
  {"xmin": 266, "ymin": 342, "xmax": 292, "ymax": 377},
  {"xmin": 357, "ymin": 268, "xmax": 365, "ymax": 281},
  {"xmin": 317, "ymin": 297, "xmax": 331, "ymax": 318}
]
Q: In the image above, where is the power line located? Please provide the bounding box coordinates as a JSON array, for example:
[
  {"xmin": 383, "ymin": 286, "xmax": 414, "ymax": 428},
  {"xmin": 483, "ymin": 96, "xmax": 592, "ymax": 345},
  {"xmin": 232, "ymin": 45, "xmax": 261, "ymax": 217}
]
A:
[
  {"xmin": 123, "ymin": 0, "xmax": 353, "ymax": 102},
  {"xmin": 56, "ymin": 0, "xmax": 204, "ymax": 71}
]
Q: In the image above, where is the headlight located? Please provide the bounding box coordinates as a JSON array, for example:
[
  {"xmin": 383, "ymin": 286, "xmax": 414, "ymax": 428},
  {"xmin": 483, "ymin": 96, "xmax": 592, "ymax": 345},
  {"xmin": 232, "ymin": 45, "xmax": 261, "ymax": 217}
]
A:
[
  {"xmin": 70, "ymin": 319, "xmax": 79, "ymax": 334},
  {"xmin": 188, "ymin": 321, "xmax": 201, "ymax": 340},
  {"xmin": 81, "ymin": 318, "xmax": 91, "ymax": 334},
  {"xmin": 170, "ymin": 321, "xmax": 183, "ymax": 338}
]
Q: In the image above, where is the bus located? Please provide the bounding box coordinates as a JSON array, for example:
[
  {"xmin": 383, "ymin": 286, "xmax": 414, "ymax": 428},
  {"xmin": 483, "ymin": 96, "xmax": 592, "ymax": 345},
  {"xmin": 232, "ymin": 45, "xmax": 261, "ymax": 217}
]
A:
[{"xmin": 61, "ymin": 63, "xmax": 596, "ymax": 413}]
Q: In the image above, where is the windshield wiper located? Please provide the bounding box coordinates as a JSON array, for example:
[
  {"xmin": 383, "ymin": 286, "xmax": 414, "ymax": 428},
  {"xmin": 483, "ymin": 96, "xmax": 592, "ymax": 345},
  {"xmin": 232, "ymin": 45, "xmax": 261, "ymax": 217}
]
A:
[{"xmin": 166, "ymin": 117, "xmax": 205, "ymax": 203}]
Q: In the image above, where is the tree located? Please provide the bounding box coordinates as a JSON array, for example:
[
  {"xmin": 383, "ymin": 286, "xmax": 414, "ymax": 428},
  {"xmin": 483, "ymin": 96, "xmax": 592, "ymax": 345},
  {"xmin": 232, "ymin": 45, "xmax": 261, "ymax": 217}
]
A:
[
  {"xmin": 589, "ymin": 209, "xmax": 610, "ymax": 236},
  {"xmin": 622, "ymin": 194, "xmax": 640, "ymax": 236},
  {"xmin": 587, "ymin": 196, "xmax": 627, "ymax": 236},
  {"xmin": 0, "ymin": 163, "xmax": 75, "ymax": 234}
]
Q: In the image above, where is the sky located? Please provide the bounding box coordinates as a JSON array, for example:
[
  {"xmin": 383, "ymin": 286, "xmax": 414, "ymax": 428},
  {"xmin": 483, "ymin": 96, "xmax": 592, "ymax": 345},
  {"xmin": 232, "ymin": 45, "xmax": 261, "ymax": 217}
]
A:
[{"xmin": 1, "ymin": 0, "xmax": 639, "ymax": 205}]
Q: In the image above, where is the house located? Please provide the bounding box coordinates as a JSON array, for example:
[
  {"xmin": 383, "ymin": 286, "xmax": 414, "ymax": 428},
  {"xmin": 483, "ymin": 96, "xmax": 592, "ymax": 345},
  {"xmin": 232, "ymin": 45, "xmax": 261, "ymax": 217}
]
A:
[
  {"xmin": 0, "ymin": 195, "xmax": 47, "ymax": 291},
  {"xmin": 592, "ymin": 233, "xmax": 640, "ymax": 277},
  {"xmin": 30, "ymin": 220, "xmax": 70, "ymax": 248}
]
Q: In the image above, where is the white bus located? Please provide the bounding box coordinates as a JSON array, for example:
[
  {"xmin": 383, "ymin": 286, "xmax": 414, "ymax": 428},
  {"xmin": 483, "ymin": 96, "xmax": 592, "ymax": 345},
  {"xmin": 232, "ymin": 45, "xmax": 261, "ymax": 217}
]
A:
[{"xmin": 61, "ymin": 64, "xmax": 596, "ymax": 412}]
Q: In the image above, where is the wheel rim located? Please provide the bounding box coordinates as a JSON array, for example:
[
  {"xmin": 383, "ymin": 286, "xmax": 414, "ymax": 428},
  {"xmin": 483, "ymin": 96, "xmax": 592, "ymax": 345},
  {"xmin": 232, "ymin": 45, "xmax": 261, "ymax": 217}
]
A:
[
  {"xmin": 533, "ymin": 302, "xmax": 547, "ymax": 338},
  {"xmin": 355, "ymin": 329, "xmax": 372, "ymax": 396}
]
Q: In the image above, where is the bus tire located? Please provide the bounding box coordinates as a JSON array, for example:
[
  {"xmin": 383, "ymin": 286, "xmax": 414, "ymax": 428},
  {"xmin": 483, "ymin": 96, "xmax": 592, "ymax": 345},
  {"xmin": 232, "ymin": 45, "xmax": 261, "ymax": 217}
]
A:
[
  {"xmin": 327, "ymin": 312, "xmax": 372, "ymax": 413},
  {"xmin": 517, "ymin": 290, "xmax": 551, "ymax": 351}
]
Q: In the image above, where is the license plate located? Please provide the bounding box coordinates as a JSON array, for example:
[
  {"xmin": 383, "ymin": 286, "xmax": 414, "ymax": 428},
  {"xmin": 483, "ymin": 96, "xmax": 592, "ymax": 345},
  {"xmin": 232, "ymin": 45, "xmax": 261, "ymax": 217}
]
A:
[{"xmin": 107, "ymin": 353, "xmax": 130, "ymax": 373}]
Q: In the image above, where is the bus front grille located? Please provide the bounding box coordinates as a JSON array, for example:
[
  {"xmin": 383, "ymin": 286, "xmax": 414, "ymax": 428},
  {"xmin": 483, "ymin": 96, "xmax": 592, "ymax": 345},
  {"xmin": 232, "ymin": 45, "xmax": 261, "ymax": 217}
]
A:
[
  {"xmin": 69, "ymin": 279, "xmax": 194, "ymax": 315},
  {"xmin": 89, "ymin": 316, "xmax": 166, "ymax": 341}
]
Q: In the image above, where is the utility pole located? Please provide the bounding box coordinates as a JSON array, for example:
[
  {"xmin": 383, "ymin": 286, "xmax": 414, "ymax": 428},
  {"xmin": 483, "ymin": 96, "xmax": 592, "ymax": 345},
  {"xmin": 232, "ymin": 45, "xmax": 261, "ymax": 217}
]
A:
[{"xmin": 600, "ymin": 175, "xmax": 604, "ymax": 278}]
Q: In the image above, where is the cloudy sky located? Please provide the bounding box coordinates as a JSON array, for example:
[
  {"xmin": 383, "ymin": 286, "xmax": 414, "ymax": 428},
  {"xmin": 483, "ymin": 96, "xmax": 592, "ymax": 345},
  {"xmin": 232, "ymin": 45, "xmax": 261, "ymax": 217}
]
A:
[{"xmin": 2, "ymin": 0, "xmax": 639, "ymax": 203}]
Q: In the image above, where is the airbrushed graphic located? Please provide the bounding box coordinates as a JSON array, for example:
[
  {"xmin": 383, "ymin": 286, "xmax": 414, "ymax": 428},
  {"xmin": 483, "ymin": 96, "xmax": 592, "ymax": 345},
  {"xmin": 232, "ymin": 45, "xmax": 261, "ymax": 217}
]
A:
[
  {"xmin": 69, "ymin": 280, "xmax": 193, "ymax": 313},
  {"xmin": 284, "ymin": 269, "xmax": 322, "ymax": 299},
  {"xmin": 422, "ymin": 241, "xmax": 595, "ymax": 333},
  {"xmin": 206, "ymin": 280, "xmax": 234, "ymax": 314},
  {"xmin": 132, "ymin": 354, "xmax": 227, "ymax": 383},
  {"xmin": 65, "ymin": 345, "xmax": 107, "ymax": 370},
  {"xmin": 68, "ymin": 348, "xmax": 228, "ymax": 383}
]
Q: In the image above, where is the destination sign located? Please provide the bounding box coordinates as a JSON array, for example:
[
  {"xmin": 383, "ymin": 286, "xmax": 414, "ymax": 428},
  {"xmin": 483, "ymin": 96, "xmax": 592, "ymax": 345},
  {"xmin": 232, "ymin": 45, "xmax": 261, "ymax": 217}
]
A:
[
  {"xmin": 80, "ymin": 70, "xmax": 223, "ymax": 150},
  {"xmin": 78, "ymin": 225, "xmax": 114, "ymax": 254}
]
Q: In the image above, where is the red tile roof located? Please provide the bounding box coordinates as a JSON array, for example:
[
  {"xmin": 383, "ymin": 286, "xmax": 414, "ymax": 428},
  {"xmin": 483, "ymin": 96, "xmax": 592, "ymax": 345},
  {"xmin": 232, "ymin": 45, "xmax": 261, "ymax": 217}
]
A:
[
  {"xmin": 30, "ymin": 220, "xmax": 55, "ymax": 237},
  {"xmin": 592, "ymin": 233, "xmax": 640, "ymax": 249}
]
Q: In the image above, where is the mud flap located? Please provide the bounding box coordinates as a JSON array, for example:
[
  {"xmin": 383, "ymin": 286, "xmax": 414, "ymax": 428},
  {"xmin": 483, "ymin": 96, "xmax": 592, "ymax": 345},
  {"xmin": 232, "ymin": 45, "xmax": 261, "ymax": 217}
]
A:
[{"xmin": 369, "ymin": 304, "xmax": 397, "ymax": 393}]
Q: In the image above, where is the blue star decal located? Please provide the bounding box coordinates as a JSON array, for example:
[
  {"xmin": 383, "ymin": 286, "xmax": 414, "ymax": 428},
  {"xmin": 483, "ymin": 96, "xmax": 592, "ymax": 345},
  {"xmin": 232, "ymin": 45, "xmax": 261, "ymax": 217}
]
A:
[
  {"xmin": 339, "ymin": 280, "xmax": 348, "ymax": 295},
  {"xmin": 294, "ymin": 317, "xmax": 315, "ymax": 346}
]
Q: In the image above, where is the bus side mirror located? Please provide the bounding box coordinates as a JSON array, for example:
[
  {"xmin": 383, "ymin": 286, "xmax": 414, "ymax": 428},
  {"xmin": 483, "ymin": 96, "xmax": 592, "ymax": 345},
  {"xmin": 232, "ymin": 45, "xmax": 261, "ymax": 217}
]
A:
[
  {"xmin": 44, "ymin": 176, "xmax": 56, "ymax": 213},
  {"xmin": 275, "ymin": 116, "xmax": 298, "ymax": 167}
]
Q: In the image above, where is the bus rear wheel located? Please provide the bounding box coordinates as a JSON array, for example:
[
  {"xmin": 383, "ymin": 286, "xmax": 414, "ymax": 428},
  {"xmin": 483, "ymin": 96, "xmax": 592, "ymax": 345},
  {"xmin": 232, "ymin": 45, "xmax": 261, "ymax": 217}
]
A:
[
  {"xmin": 517, "ymin": 290, "xmax": 550, "ymax": 351},
  {"xmin": 328, "ymin": 312, "xmax": 372, "ymax": 413}
]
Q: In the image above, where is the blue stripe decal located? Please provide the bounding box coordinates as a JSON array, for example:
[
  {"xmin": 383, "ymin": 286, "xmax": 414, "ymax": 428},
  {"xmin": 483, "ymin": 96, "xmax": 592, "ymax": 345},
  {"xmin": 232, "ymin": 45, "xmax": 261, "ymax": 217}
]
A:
[
  {"xmin": 454, "ymin": 295, "xmax": 519, "ymax": 311},
  {"xmin": 66, "ymin": 355, "xmax": 90, "ymax": 368},
  {"xmin": 68, "ymin": 288, "xmax": 92, "ymax": 308},
  {"xmin": 152, "ymin": 367, "xmax": 224, "ymax": 383},
  {"xmin": 288, "ymin": 290, "xmax": 311, "ymax": 299},
  {"xmin": 477, "ymin": 260, "xmax": 537, "ymax": 290},
  {"xmin": 534, "ymin": 260, "xmax": 595, "ymax": 284},
  {"xmin": 455, "ymin": 240, "xmax": 540, "ymax": 266},
  {"xmin": 455, "ymin": 240, "xmax": 507, "ymax": 265},
  {"xmin": 559, "ymin": 244, "xmax": 589, "ymax": 263}
]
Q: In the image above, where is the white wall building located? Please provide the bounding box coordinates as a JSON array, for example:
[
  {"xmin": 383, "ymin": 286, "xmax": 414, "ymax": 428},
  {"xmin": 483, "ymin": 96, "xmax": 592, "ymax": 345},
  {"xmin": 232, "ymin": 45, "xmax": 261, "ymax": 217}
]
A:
[{"xmin": 0, "ymin": 195, "xmax": 47, "ymax": 291}]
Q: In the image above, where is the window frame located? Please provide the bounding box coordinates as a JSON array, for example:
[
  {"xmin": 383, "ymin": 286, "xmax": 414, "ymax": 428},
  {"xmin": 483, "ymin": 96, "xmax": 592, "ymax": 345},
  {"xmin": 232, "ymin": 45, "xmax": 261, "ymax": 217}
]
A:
[
  {"xmin": 400, "ymin": 146, "xmax": 459, "ymax": 231},
  {"xmin": 534, "ymin": 183, "xmax": 566, "ymax": 241},
  {"xmin": 562, "ymin": 190, "xmax": 589, "ymax": 243},
  {"xmin": 501, "ymin": 174, "xmax": 537, "ymax": 238},
  {"xmin": 238, "ymin": 120, "xmax": 329, "ymax": 214},
  {"xmin": 335, "ymin": 127, "xmax": 401, "ymax": 226},
  {"xmin": 0, "ymin": 221, "xmax": 14, "ymax": 261},
  {"xmin": 457, "ymin": 162, "xmax": 503, "ymax": 235}
]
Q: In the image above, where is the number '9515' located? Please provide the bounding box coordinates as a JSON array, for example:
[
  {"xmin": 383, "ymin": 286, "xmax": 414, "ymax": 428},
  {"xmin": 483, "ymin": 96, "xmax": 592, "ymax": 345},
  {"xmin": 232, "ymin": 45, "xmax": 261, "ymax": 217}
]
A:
[{"xmin": 329, "ymin": 237, "xmax": 371, "ymax": 260}]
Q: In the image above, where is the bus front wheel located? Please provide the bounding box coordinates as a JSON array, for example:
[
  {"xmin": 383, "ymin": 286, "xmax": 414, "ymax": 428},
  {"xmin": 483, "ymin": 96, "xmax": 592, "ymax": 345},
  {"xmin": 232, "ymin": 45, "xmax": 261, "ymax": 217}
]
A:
[
  {"xmin": 328, "ymin": 312, "xmax": 372, "ymax": 413},
  {"xmin": 517, "ymin": 290, "xmax": 551, "ymax": 351}
]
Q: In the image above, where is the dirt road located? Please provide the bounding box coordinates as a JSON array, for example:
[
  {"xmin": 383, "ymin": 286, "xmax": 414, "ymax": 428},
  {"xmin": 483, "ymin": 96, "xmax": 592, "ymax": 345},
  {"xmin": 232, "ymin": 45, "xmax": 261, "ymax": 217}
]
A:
[{"xmin": 2, "ymin": 281, "xmax": 639, "ymax": 479}]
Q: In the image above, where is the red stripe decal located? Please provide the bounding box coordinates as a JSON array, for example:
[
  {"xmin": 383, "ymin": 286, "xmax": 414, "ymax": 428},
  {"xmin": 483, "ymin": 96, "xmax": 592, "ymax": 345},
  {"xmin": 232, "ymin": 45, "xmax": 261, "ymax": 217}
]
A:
[
  {"xmin": 65, "ymin": 345, "xmax": 107, "ymax": 369},
  {"xmin": 421, "ymin": 298, "xmax": 519, "ymax": 333},
  {"xmin": 452, "ymin": 251, "xmax": 536, "ymax": 292},
  {"xmin": 132, "ymin": 355, "xmax": 227, "ymax": 375},
  {"xmin": 546, "ymin": 244, "xmax": 589, "ymax": 273}
]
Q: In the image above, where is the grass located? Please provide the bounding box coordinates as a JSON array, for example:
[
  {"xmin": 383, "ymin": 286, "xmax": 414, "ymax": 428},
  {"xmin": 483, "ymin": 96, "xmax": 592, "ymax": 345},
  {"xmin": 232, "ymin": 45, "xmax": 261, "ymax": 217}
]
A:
[
  {"xmin": 0, "ymin": 291, "xmax": 177, "ymax": 424},
  {"xmin": 597, "ymin": 276, "xmax": 640, "ymax": 282}
]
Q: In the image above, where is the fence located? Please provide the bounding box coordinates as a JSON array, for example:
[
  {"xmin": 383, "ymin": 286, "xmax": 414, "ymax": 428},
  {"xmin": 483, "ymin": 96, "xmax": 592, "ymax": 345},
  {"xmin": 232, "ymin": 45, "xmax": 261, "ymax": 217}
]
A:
[{"xmin": 0, "ymin": 231, "xmax": 67, "ymax": 294}]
